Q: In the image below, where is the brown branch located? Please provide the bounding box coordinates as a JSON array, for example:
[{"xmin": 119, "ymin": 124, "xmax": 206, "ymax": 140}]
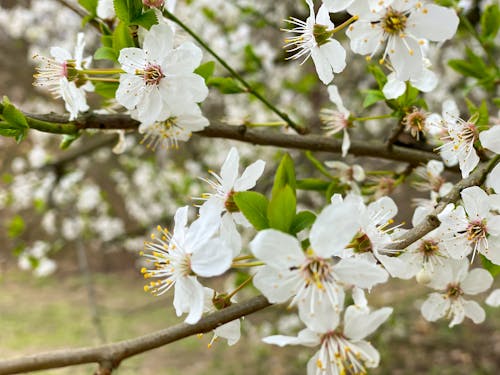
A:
[
  {"xmin": 26, "ymin": 112, "xmax": 445, "ymax": 166},
  {"xmin": 391, "ymin": 156, "xmax": 500, "ymax": 250},
  {"xmin": 0, "ymin": 295, "xmax": 271, "ymax": 375}
]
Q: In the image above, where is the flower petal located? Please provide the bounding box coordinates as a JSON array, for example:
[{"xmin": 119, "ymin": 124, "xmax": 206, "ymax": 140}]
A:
[
  {"xmin": 173, "ymin": 276, "xmax": 205, "ymax": 324},
  {"xmin": 250, "ymin": 229, "xmax": 304, "ymax": 268},
  {"xmin": 234, "ymin": 160, "xmax": 265, "ymax": 191},
  {"xmin": 344, "ymin": 305, "xmax": 392, "ymax": 340}
]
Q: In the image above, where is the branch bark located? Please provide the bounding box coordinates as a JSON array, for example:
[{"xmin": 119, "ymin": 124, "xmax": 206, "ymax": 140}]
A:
[
  {"xmin": 26, "ymin": 112, "xmax": 445, "ymax": 166},
  {"xmin": 0, "ymin": 295, "xmax": 271, "ymax": 375}
]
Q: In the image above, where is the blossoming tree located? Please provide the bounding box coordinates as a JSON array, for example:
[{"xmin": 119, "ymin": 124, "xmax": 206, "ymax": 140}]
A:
[{"xmin": 0, "ymin": 0, "xmax": 499, "ymax": 373}]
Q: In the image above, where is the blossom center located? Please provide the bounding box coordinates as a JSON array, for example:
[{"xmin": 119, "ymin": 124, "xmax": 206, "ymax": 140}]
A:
[
  {"xmin": 347, "ymin": 231, "xmax": 373, "ymax": 253},
  {"xmin": 381, "ymin": 8, "xmax": 408, "ymax": 35},
  {"xmin": 320, "ymin": 109, "xmax": 349, "ymax": 135},
  {"xmin": 224, "ymin": 190, "xmax": 240, "ymax": 213},
  {"xmin": 418, "ymin": 239, "xmax": 440, "ymax": 261},
  {"xmin": 403, "ymin": 109, "xmax": 427, "ymax": 140},
  {"xmin": 313, "ymin": 23, "xmax": 332, "ymax": 46},
  {"xmin": 466, "ymin": 219, "xmax": 487, "ymax": 243},
  {"xmin": 446, "ymin": 283, "xmax": 464, "ymax": 299},
  {"xmin": 318, "ymin": 332, "xmax": 368, "ymax": 374},
  {"xmin": 294, "ymin": 253, "xmax": 333, "ymax": 290},
  {"xmin": 141, "ymin": 63, "xmax": 164, "ymax": 85}
]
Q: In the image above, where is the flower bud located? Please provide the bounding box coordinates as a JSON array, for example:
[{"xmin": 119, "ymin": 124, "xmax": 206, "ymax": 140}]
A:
[
  {"xmin": 143, "ymin": 0, "xmax": 165, "ymax": 8},
  {"xmin": 416, "ymin": 268, "xmax": 432, "ymax": 285}
]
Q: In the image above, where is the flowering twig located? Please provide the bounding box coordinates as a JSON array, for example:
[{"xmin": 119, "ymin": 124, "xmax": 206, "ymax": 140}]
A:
[
  {"xmin": 162, "ymin": 9, "xmax": 306, "ymax": 135},
  {"xmin": 21, "ymin": 112, "xmax": 448, "ymax": 167}
]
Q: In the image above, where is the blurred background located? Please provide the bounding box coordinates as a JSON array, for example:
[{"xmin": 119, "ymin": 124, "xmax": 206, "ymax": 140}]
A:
[{"xmin": 0, "ymin": 0, "xmax": 499, "ymax": 374}]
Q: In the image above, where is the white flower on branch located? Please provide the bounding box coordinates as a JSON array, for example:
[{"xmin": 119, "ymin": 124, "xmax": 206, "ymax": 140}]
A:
[
  {"xmin": 284, "ymin": 0, "xmax": 347, "ymax": 84},
  {"xmin": 320, "ymin": 84, "xmax": 351, "ymax": 157},
  {"xmin": 438, "ymin": 186, "xmax": 500, "ymax": 264},
  {"xmin": 116, "ymin": 23, "xmax": 208, "ymax": 125},
  {"xmin": 33, "ymin": 33, "xmax": 94, "ymax": 120},
  {"xmin": 421, "ymin": 258, "xmax": 493, "ymax": 327},
  {"xmin": 263, "ymin": 305, "xmax": 393, "ymax": 375},
  {"xmin": 346, "ymin": 0, "xmax": 459, "ymax": 81},
  {"xmin": 199, "ymin": 147, "xmax": 265, "ymax": 255},
  {"xmin": 141, "ymin": 203, "xmax": 233, "ymax": 324},
  {"xmin": 250, "ymin": 200, "xmax": 388, "ymax": 331}
]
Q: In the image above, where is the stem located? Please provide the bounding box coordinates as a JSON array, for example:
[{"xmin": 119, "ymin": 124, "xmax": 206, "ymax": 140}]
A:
[
  {"xmin": 231, "ymin": 261, "xmax": 264, "ymax": 268},
  {"xmin": 330, "ymin": 15, "xmax": 358, "ymax": 34},
  {"xmin": 79, "ymin": 69, "xmax": 124, "ymax": 75},
  {"xmin": 305, "ymin": 151, "xmax": 335, "ymax": 179},
  {"xmin": 226, "ymin": 276, "xmax": 254, "ymax": 299},
  {"xmin": 352, "ymin": 114, "xmax": 393, "ymax": 122},
  {"xmin": 87, "ymin": 77, "xmax": 120, "ymax": 83},
  {"xmin": 232, "ymin": 254, "xmax": 254, "ymax": 262},
  {"xmin": 162, "ymin": 9, "xmax": 306, "ymax": 134},
  {"xmin": 27, "ymin": 117, "xmax": 78, "ymax": 135}
]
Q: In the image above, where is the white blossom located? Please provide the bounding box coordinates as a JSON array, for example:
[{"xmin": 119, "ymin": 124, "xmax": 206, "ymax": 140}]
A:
[{"xmin": 421, "ymin": 258, "xmax": 492, "ymax": 327}]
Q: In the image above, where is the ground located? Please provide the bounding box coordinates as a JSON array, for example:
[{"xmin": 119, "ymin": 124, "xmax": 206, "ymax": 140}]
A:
[{"xmin": 1, "ymin": 266, "xmax": 499, "ymax": 375}]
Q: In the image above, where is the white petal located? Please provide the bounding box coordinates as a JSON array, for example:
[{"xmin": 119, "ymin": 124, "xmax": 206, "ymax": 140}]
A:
[
  {"xmin": 214, "ymin": 319, "xmax": 241, "ymax": 346},
  {"xmin": 421, "ymin": 293, "xmax": 449, "ymax": 322},
  {"xmin": 389, "ymin": 36, "xmax": 423, "ymax": 81},
  {"xmin": 164, "ymin": 42, "xmax": 203, "ymax": 74},
  {"xmin": 461, "ymin": 268, "xmax": 493, "ymax": 295},
  {"xmin": 347, "ymin": 22, "xmax": 384, "ymax": 55},
  {"xmin": 191, "ymin": 238, "xmax": 232, "ymax": 277},
  {"xmin": 144, "ymin": 23, "xmax": 174, "ymax": 63},
  {"xmin": 173, "ymin": 276, "xmax": 205, "ymax": 324},
  {"xmin": 463, "ymin": 299, "xmax": 486, "ymax": 324},
  {"xmin": 334, "ymin": 258, "xmax": 389, "ymax": 288},
  {"xmin": 185, "ymin": 207, "xmax": 221, "ymax": 251},
  {"xmin": 382, "ymin": 73, "xmax": 406, "ymax": 99},
  {"xmin": 220, "ymin": 213, "xmax": 242, "ymax": 257},
  {"xmin": 461, "ymin": 186, "xmax": 489, "ymax": 220},
  {"xmin": 173, "ymin": 205, "xmax": 189, "ymax": 244},
  {"xmin": 263, "ymin": 328, "xmax": 319, "ymax": 347},
  {"xmin": 319, "ymin": 39, "xmax": 347, "ymax": 74},
  {"xmin": 354, "ymin": 340, "xmax": 380, "ymax": 368},
  {"xmin": 50, "ymin": 46, "xmax": 72, "ymax": 62},
  {"xmin": 233, "ymin": 160, "xmax": 265, "ymax": 191},
  {"xmin": 115, "ymin": 74, "xmax": 144, "ymax": 109},
  {"xmin": 367, "ymin": 196, "xmax": 398, "ymax": 225},
  {"xmin": 327, "ymin": 84, "xmax": 349, "ymax": 115},
  {"xmin": 250, "ymin": 229, "xmax": 305, "ymax": 268},
  {"xmin": 486, "ymin": 289, "xmax": 500, "ymax": 307},
  {"xmin": 309, "ymin": 201, "xmax": 360, "ymax": 257},
  {"xmin": 479, "ymin": 126, "xmax": 500, "ymax": 154},
  {"xmin": 486, "ymin": 163, "xmax": 500, "ymax": 193},
  {"xmin": 377, "ymin": 253, "xmax": 414, "ymax": 279},
  {"xmin": 253, "ymin": 266, "xmax": 298, "ymax": 303},
  {"xmin": 407, "ymin": 4, "xmax": 459, "ymax": 42},
  {"xmin": 311, "ymin": 46, "xmax": 333, "ymax": 85},
  {"xmin": 341, "ymin": 130, "xmax": 351, "ymax": 157},
  {"xmin": 298, "ymin": 288, "xmax": 343, "ymax": 333},
  {"xmin": 344, "ymin": 306, "xmax": 393, "ymax": 340},
  {"xmin": 220, "ymin": 147, "xmax": 239, "ymax": 192},
  {"xmin": 411, "ymin": 68, "xmax": 438, "ymax": 92},
  {"xmin": 118, "ymin": 48, "xmax": 147, "ymax": 73}
]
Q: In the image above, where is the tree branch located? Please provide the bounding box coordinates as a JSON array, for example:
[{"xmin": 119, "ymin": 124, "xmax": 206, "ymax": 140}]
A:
[
  {"xmin": 25, "ymin": 112, "xmax": 445, "ymax": 166},
  {"xmin": 391, "ymin": 155, "xmax": 500, "ymax": 250},
  {"xmin": 0, "ymin": 295, "xmax": 271, "ymax": 375}
]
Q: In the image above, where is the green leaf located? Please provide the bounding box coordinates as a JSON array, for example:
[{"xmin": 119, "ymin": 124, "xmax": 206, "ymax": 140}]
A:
[
  {"xmin": 130, "ymin": 9, "xmax": 158, "ymax": 29},
  {"xmin": 60, "ymin": 133, "xmax": 81, "ymax": 150},
  {"xmin": 271, "ymin": 153, "xmax": 296, "ymax": 199},
  {"xmin": 2, "ymin": 98, "xmax": 29, "ymax": 129},
  {"xmin": 296, "ymin": 178, "xmax": 331, "ymax": 191},
  {"xmin": 113, "ymin": 0, "xmax": 142, "ymax": 23},
  {"xmin": 79, "ymin": 0, "xmax": 97, "ymax": 14},
  {"xmin": 481, "ymin": 255, "xmax": 500, "ymax": 277},
  {"xmin": 466, "ymin": 99, "xmax": 489, "ymax": 128},
  {"xmin": 448, "ymin": 59, "xmax": 486, "ymax": 79},
  {"xmin": 481, "ymin": 4, "xmax": 500, "ymax": 41},
  {"xmin": 362, "ymin": 89, "xmax": 385, "ymax": 108},
  {"xmin": 94, "ymin": 81, "xmax": 119, "ymax": 99},
  {"xmin": 493, "ymin": 98, "xmax": 500, "ymax": 108},
  {"xmin": 367, "ymin": 64, "xmax": 387, "ymax": 90},
  {"xmin": 267, "ymin": 185, "xmax": 296, "ymax": 233},
  {"xmin": 194, "ymin": 61, "xmax": 216, "ymax": 81},
  {"xmin": 233, "ymin": 191, "xmax": 269, "ymax": 230},
  {"xmin": 206, "ymin": 77, "xmax": 246, "ymax": 94},
  {"xmin": 94, "ymin": 46, "xmax": 118, "ymax": 61},
  {"xmin": 7, "ymin": 215, "xmax": 25, "ymax": 238},
  {"xmin": 290, "ymin": 211, "xmax": 316, "ymax": 235},
  {"xmin": 113, "ymin": 21, "xmax": 135, "ymax": 53},
  {"xmin": 243, "ymin": 44, "xmax": 262, "ymax": 73}
]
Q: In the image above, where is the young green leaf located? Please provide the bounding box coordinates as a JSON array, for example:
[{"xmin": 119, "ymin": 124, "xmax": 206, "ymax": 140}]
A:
[
  {"xmin": 267, "ymin": 185, "xmax": 296, "ymax": 233},
  {"xmin": 290, "ymin": 210, "xmax": 316, "ymax": 235},
  {"xmin": 271, "ymin": 153, "xmax": 296, "ymax": 199},
  {"xmin": 233, "ymin": 191, "xmax": 269, "ymax": 230}
]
